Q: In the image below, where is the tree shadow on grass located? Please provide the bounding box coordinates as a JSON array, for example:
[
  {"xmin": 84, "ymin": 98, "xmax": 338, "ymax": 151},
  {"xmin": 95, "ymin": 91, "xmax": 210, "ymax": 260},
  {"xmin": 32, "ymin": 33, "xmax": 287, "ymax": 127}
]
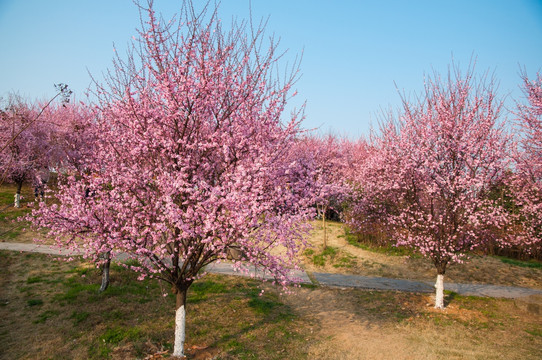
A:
[
  {"xmin": 445, "ymin": 291, "xmax": 459, "ymax": 307},
  {"xmin": 187, "ymin": 279, "xmax": 304, "ymax": 358}
]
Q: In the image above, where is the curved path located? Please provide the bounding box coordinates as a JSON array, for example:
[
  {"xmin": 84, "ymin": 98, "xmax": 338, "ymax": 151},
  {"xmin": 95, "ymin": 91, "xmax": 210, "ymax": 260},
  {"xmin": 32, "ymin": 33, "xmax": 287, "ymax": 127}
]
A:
[{"xmin": 1, "ymin": 242, "xmax": 541, "ymax": 299}]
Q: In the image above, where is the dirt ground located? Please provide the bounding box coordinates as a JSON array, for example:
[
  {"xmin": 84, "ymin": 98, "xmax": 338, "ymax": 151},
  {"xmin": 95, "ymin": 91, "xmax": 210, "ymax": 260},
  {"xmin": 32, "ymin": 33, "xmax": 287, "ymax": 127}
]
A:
[{"xmin": 280, "ymin": 285, "xmax": 541, "ymax": 360}]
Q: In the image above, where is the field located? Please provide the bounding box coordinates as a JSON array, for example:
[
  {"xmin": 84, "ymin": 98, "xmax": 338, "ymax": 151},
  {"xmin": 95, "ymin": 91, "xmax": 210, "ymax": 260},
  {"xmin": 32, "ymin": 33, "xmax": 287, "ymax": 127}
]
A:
[{"xmin": 0, "ymin": 185, "xmax": 541, "ymax": 359}]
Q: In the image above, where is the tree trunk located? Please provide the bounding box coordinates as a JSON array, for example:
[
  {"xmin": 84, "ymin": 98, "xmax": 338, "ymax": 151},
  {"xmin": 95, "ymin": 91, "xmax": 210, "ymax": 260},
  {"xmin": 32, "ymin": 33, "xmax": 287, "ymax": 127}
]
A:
[
  {"xmin": 173, "ymin": 288, "xmax": 187, "ymax": 357},
  {"xmin": 434, "ymin": 274, "xmax": 445, "ymax": 309},
  {"xmin": 99, "ymin": 252, "xmax": 111, "ymax": 293},
  {"xmin": 14, "ymin": 182, "xmax": 22, "ymax": 208},
  {"xmin": 322, "ymin": 205, "xmax": 327, "ymax": 249}
]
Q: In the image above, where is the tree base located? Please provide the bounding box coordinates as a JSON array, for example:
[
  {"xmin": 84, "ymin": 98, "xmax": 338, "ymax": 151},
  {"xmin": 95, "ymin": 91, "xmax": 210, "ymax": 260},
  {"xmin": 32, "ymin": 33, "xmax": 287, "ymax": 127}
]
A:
[
  {"xmin": 434, "ymin": 274, "xmax": 445, "ymax": 309},
  {"xmin": 173, "ymin": 305, "xmax": 186, "ymax": 357}
]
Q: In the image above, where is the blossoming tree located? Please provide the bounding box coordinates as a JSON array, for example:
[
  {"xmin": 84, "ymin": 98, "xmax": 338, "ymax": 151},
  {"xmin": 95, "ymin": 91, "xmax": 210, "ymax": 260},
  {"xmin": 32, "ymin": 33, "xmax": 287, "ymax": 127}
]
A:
[
  {"xmin": 508, "ymin": 72, "xmax": 542, "ymax": 255},
  {"xmin": 50, "ymin": 101, "xmax": 96, "ymax": 173},
  {"xmin": 0, "ymin": 85, "xmax": 72, "ymax": 206},
  {"xmin": 293, "ymin": 134, "xmax": 350, "ymax": 248},
  {"xmin": 351, "ymin": 66, "xmax": 512, "ymax": 308},
  {"xmin": 0, "ymin": 97, "xmax": 53, "ymax": 207},
  {"xmin": 31, "ymin": 0, "xmax": 312, "ymax": 356}
]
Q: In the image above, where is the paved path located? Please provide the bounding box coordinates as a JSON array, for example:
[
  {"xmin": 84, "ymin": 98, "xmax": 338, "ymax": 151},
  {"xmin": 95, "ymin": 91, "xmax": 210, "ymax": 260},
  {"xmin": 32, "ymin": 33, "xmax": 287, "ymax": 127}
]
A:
[
  {"xmin": 312, "ymin": 272, "xmax": 542, "ymax": 299},
  {"xmin": 2, "ymin": 242, "xmax": 541, "ymax": 299}
]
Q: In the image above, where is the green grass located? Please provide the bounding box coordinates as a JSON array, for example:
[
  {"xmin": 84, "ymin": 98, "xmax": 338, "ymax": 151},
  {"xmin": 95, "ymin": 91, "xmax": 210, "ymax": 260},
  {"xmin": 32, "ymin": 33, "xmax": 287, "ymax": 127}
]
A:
[
  {"xmin": 248, "ymin": 293, "xmax": 283, "ymax": 316},
  {"xmin": 27, "ymin": 275, "xmax": 47, "ymax": 284},
  {"xmin": 53, "ymin": 279, "xmax": 101, "ymax": 304},
  {"xmin": 307, "ymin": 245, "xmax": 357, "ymax": 268},
  {"xmin": 102, "ymin": 309, "xmax": 128, "ymax": 321},
  {"xmin": 26, "ymin": 298, "xmax": 44, "ymax": 307},
  {"xmin": 70, "ymin": 310, "xmax": 90, "ymax": 325},
  {"xmin": 306, "ymin": 245, "xmax": 357, "ymax": 268},
  {"xmin": 0, "ymin": 229, "xmax": 22, "ymax": 240},
  {"xmin": 0, "ymin": 184, "xmax": 35, "ymax": 241},
  {"xmin": 447, "ymin": 291, "xmax": 492, "ymax": 306},
  {"xmin": 2, "ymin": 250, "xmax": 542, "ymax": 359},
  {"xmin": 88, "ymin": 326, "xmax": 144, "ymax": 358},
  {"xmin": 100, "ymin": 326, "xmax": 143, "ymax": 344},
  {"xmin": 189, "ymin": 279, "xmax": 229, "ymax": 303},
  {"xmin": 497, "ymin": 256, "xmax": 542, "ymax": 269},
  {"xmin": 340, "ymin": 231, "xmax": 418, "ymax": 257},
  {"xmin": 0, "ymin": 207, "xmax": 31, "ymax": 220},
  {"xmin": 321, "ymin": 246, "xmax": 338, "ymax": 257},
  {"xmin": 525, "ymin": 328, "xmax": 542, "ymax": 337},
  {"xmin": 34, "ymin": 310, "xmax": 60, "ymax": 324},
  {"xmin": 333, "ymin": 255, "xmax": 356, "ymax": 268},
  {"xmin": 339, "ymin": 232, "xmax": 419, "ymax": 256},
  {"xmin": 0, "ymin": 187, "xmax": 21, "ymax": 206}
]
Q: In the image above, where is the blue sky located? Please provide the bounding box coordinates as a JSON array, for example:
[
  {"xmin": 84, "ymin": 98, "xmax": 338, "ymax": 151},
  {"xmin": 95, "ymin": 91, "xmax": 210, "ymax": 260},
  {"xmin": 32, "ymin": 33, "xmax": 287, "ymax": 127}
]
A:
[{"xmin": 1, "ymin": 0, "xmax": 541, "ymax": 138}]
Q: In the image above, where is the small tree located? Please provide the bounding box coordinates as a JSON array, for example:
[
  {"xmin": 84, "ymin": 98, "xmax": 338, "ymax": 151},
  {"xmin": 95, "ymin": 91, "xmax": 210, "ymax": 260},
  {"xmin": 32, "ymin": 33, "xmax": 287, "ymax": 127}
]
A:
[
  {"xmin": 32, "ymin": 0, "xmax": 312, "ymax": 356},
  {"xmin": 351, "ymin": 65, "xmax": 512, "ymax": 308}
]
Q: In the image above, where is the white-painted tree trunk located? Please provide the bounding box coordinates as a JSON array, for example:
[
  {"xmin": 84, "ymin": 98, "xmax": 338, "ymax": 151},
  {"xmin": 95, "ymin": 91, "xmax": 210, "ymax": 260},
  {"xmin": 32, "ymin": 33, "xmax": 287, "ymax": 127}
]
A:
[
  {"xmin": 435, "ymin": 274, "xmax": 445, "ymax": 309},
  {"xmin": 173, "ymin": 304, "xmax": 186, "ymax": 357},
  {"xmin": 14, "ymin": 193, "xmax": 20, "ymax": 208}
]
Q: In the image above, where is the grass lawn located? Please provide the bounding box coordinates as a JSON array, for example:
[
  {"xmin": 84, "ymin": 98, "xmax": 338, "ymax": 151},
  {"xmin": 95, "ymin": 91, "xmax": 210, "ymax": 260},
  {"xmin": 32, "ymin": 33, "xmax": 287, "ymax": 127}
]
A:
[
  {"xmin": 0, "ymin": 251, "xmax": 313, "ymax": 359},
  {"xmin": 0, "ymin": 183, "xmax": 34, "ymax": 242},
  {"xmin": 1, "ymin": 251, "xmax": 541, "ymax": 359}
]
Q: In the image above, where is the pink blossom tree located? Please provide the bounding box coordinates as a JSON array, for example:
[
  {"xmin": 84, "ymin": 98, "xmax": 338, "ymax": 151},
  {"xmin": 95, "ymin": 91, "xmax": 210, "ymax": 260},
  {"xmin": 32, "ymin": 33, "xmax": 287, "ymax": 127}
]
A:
[
  {"xmin": 507, "ymin": 72, "xmax": 542, "ymax": 256},
  {"xmin": 31, "ymin": 1, "xmax": 312, "ymax": 356},
  {"xmin": 350, "ymin": 66, "xmax": 512, "ymax": 308},
  {"xmin": 0, "ymin": 84, "xmax": 71, "ymax": 157},
  {"xmin": 0, "ymin": 85, "xmax": 72, "ymax": 206},
  {"xmin": 292, "ymin": 134, "xmax": 350, "ymax": 248},
  {"xmin": 37, "ymin": 101, "xmax": 115, "ymax": 290},
  {"xmin": 341, "ymin": 137, "xmax": 390, "ymax": 243},
  {"xmin": 48, "ymin": 101, "xmax": 96, "ymax": 173},
  {"xmin": 0, "ymin": 97, "xmax": 54, "ymax": 207}
]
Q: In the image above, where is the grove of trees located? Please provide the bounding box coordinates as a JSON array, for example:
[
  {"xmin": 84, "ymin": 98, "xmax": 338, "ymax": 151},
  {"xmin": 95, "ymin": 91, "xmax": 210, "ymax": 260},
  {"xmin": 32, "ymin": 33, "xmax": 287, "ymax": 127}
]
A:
[{"xmin": 1, "ymin": 0, "xmax": 542, "ymax": 355}]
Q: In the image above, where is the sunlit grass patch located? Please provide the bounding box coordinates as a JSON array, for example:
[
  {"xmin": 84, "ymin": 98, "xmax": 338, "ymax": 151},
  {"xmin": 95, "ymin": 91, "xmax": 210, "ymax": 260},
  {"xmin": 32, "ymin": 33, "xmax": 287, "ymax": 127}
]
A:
[
  {"xmin": 305, "ymin": 245, "xmax": 357, "ymax": 268},
  {"xmin": 342, "ymin": 232, "xmax": 416, "ymax": 257}
]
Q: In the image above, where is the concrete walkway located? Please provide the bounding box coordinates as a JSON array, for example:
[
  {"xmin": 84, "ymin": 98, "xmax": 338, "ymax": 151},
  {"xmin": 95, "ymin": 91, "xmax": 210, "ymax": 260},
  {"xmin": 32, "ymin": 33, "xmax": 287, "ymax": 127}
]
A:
[
  {"xmin": 311, "ymin": 272, "xmax": 542, "ymax": 299},
  {"xmin": 2, "ymin": 242, "xmax": 541, "ymax": 299}
]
